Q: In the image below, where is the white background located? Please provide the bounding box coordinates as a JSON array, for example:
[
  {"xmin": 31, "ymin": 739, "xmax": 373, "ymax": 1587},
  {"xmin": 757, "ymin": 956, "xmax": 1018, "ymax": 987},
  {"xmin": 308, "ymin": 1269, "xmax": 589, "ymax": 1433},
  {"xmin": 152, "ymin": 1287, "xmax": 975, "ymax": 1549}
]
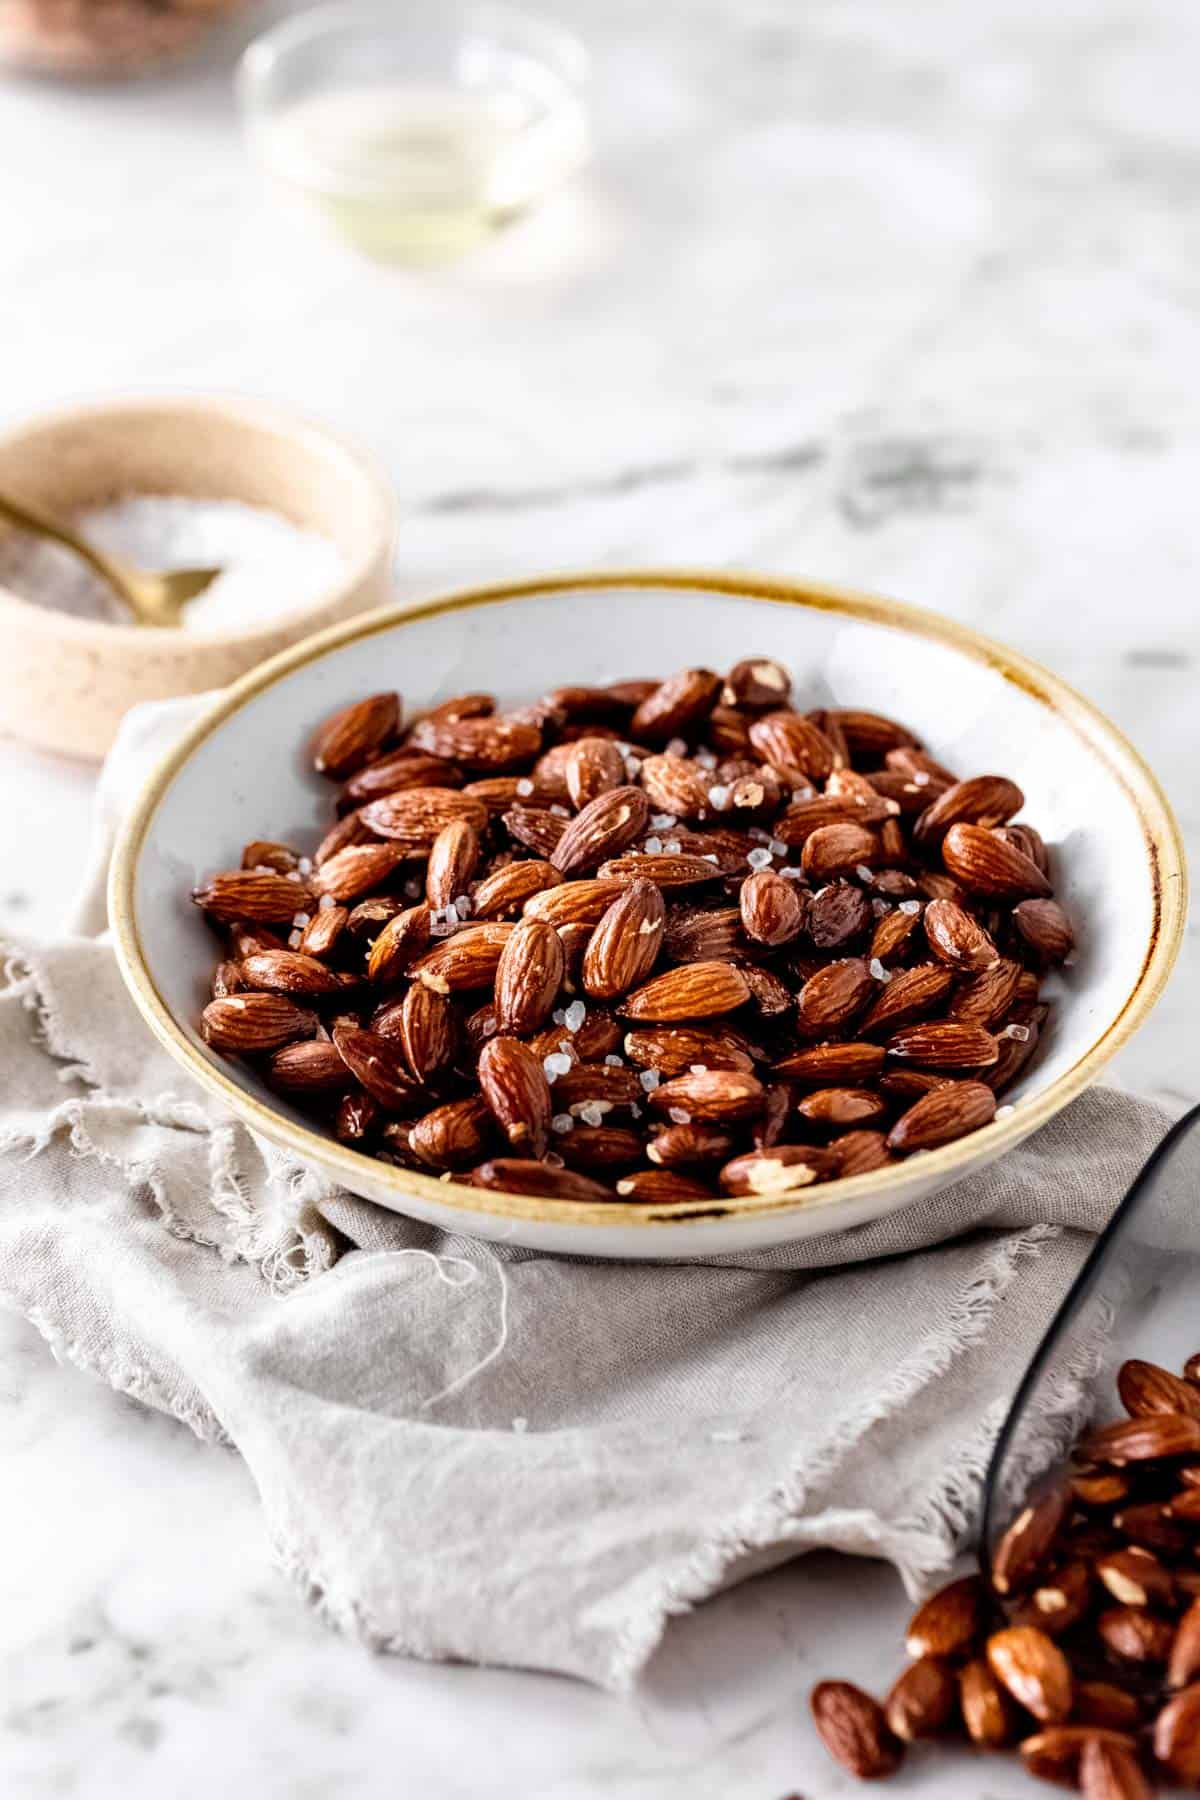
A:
[{"xmin": 0, "ymin": 0, "xmax": 1197, "ymax": 1793}]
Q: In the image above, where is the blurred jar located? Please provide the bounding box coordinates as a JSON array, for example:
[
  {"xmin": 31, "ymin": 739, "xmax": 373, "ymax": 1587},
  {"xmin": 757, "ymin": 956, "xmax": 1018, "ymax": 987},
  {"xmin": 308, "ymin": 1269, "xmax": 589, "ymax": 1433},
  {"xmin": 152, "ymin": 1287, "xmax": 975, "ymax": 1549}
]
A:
[{"xmin": 0, "ymin": 0, "xmax": 254, "ymax": 77}]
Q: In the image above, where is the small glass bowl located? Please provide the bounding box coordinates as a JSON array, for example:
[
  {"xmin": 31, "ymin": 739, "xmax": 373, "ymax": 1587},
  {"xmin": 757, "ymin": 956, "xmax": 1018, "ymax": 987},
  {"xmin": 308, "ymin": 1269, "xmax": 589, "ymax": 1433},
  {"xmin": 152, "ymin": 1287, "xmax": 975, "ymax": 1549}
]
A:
[{"xmin": 236, "ymin": 0, "xmax": 590, "ymax": 263}]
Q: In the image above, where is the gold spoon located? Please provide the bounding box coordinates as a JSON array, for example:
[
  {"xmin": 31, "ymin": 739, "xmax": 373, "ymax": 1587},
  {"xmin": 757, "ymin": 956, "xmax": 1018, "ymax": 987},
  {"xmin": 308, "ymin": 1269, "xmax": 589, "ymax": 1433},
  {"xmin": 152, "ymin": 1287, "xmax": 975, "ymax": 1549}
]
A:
[{"xmin": 0, "ymin": 488, "xmax": 222, "ymax": 628}]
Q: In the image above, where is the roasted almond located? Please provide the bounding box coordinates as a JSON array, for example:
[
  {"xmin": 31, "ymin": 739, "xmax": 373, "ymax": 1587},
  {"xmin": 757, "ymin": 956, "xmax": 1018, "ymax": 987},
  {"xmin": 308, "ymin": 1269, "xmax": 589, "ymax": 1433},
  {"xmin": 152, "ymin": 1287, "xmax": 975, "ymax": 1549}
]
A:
[
  {"xmin": 630, "ymin": 667, "xmax": 721, "ymax": 741},
  {"xmin": 392, "ymin": 981, "xmax": 455, "ymax": 1083},
  {"xmin": 552, "ymin": 786, "xmax": 650, "ymax": 876},
  {"xmin": 339, "ymin": 749, "xmax": 462, "ymax": 808},
  {"xmin": 1080, "ymin": 1413, "xmax": 1200, "ymax": 1467},
  {"xmin": 411, "ymin": 922, "xmax": 515, "ymax": 994},
  {"xmin": 801, "ymin": 821, "xmax": 879, "ymax": 880},
  {"xmin": 1096, "ymin": 1547, "xmax": 1175, "ymax": 1611},
  {"xmin": 720, "ymin": 1144, "xmax": 837, "ymax": 1196},
  {"xmin": 888, "ymin": 1080, "xmax": 997, "ymax": 1154},
  {"xmin": 503, "ymin": 806, "xmax": 566, "ymax": 857},
  {"xmin": 582, "ymin": 879, "xmax": 666, "ymax": 1000},
  {"xmin": 942, "ymin": 822, "xmax": 1053, "ymax": 899},
  {"xmin": 1097, "ymin": 1606, "xmax": 1175, "ymax": 1664},
  {"xmin": 1072, "ymin": 1682, "xmax": 1144, "ymax": 1732},
  {"xmin": 472, "ymin": 859, "xmax": 562, "ymax": 920},
  {"xmin": 566, "ymin": 736, "xmax": 626, "ymax": 808},
  {"xmin": 494, "ymin": 917, "xmax": 566, "ymax": 1034},
  {"xmin": 192, "ymin": 869, "xmax": 313, "ymax": 923},
  {"xmin": 622, "ymin": 960, "xmax": 751, "ymax": 1022},
  {"xmin": 298, "ymin": 903, "xmax": 348, "ymax": 960},
  {"xmin": 478, "ymin": 1037, "xmax": 552, "ymax": 1157},
  {"xmin": 807, "ymin": 879, "xmax": 872, "ymax": 949},
  {"xmin": 311, "ymin": 842, "xmax": 407, "ymax": 902},
  {"xmin": 638, "ymin": 752, "xmax": 713, "ymax": 818},
  {"xmin": 869, "ymin": 904, "xmax": 922, "ymax": 965},
  {"xmin": 408, "ymin": 1096, "xmax": 494, "ymax": 1169},
  {"xmin": 622, "ymin": 1026, "xmax": 756, "ymax": 1077},
  {"xmin": 795, "ymin": 958, "xmax": 874, "ymax": 1035},
  {"xmin": 240, "ymin": 948, "xmax": 345, "ymax": 996},
  {"xmin": 829, "ymin": 708, "xmax": 919, "ymax": 757},
  {"xmin": 884, "ymin": 1657, "xmax": 958, "ymax": 1742},
  {"xmin": 958, "ymin": 1657, "xmax": 1018, "ymax": 1747},
  {"xmin": 829, "ymin": 1129, "xmax": 893, "ymax": 1175},
  {"xmin": 859, "ymin": 963, "xmax": 954, "ymax": 1036},
  {"xmin": 721, "ymin": 657, "xmax": 791, "ymax": 709},
  {"xmin": 331, "ymin": 1025, "xmax": 421, "ymax": 1111},
  {"xmin": 241, "ymin": 839, "xmax": 300, "ymax": 873},
  {"xmin": 646, "ymin": 1122, "xmax": 735, "ymax": 1168},
  {"xmin": 614, "ymin": 1168, "xmax": 716, "ymax": 1202},
  {"xmin": 1168, "ymin": 1599, "xmax": 1200, "ymax": 1690},
  {"xmin": 1155, "ymin": 1682, "xmax": 1200, "ymax": 1785},
  {"xmin": 739, "ymin": 868, "xmax": 806, "ymax": 946},
  {"xmin": 312, "ymin": 690, "xmax": 400, "ymax": 777},
  {"xmin": 1013, "ymin": 896, "xmax": 1075, "ymax": 964},
  {"xmin": 471, "ymin": 1158, "xmax": 614, "ymax": 1202},
  {"xmin": 649, "ymin": 1069, "xmax": 764, "ymax": 1123},
  {"xmin": 985, "ymin": 1625, "xmax": 1072, "ymax": 1722},
  {"xmin": 1078, "ymin": 1735, "xmax": 1152, "ymax": 1800},
  {"xmin": 775, "ymin": 793, "xmax": 896, "ymax": 849},
  {"xmin": 923, "ymin": 897, "xmax": 999, "ymax": 972},
  {"xmin": 425, "ymin": 819, "xmax": 481, "ymax": 910},
  {"xmin": 905, "ymin": 1573, "xmax": 986, "ymax": 1660},
  {"xmin": 406, "ymin": 713, "xmax": 542, "ymax": 772},
  {"xmin": 314, "ymin": 809, "xmax": 371, "ymax": 867},
  {"xmin": 1021, "ymin": 1727, "xmax": 1139, "ymax": 1789},
  {"xmin": 886, "ymin": 1022, "xmax": 999, "ymax": 1070},
  {"xmin": 1118, "ymin": 1358, "xmax": 1200, "ymax": 1423},
  {"xmin": 748, "ymin": 711, "xmax": 836, "ymax": 783},
  {"xmin": 663, "ymin": 905, "xmax": 744, "ymax": 963},
  {"xmin": 810, "ymin": 1680, "xmax": 902, "ymax": 1780},
  {"xmin": 949, "ymin": 958, "xmax": 1023, "ymax": 1027},
  {"xmin": 552, "ymin": 1064, "xmax": 644, "ymax": 1116},
  {"xmin": 558, "ymin": 1125, "xmax": 644, "ymax": 1173},
  {"xmin": 913, "ymin": 774, "xmax": 1024, "ymax": 847},
  {"xmin": 359, "ymin": 787, "xmax": 489, "ymax": 848},
  {"xmin": 772, "ymin": 1041, "xmax": 887, "ymax": 1084},
  {"xmin": 797, "ymin": 1087, "xmax": 889, "ymax": 1132},
  {"xmin": 200, "ymin": 993, "xmax": 313, "ymax": 1052},
  {"xmin": 366, "ymin": 903, "xmax": 433, "ymax": 984},
  {"xmin": 267, "ymin": 1038, "xmax": 354, "ymax": 1095},
  {"xmin": 524, "ymin": 878, "xmax": 625, "ymax": 929},
  {"xmin": 598, "ymin": 852, "xmax": 726, "ymax": 888}
]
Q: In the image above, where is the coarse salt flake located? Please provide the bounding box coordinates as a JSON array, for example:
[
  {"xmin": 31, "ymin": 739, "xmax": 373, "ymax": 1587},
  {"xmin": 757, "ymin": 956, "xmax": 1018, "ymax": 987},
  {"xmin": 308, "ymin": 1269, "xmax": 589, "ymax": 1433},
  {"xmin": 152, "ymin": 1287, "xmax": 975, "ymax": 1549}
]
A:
[
  {"xmin": 564, "ymin": 1000, "xmax": 586, "ymax": 1032},
  {"xmin": 748, "ymin": 827, "xmax": 770, "ymax": 844},
  {"xmin": 551, "ymin": 1113, "xmax": 574, "ymax": 1134},
  {"xmin": 703, "ymin": 853, "xmax": 720, "ymax": 866},
  {"xmin": 604, "ymin": 1054, "xmax": 624, "ymax": 1067},
  {"xmin": 769, "ymin": 838, "xmax": 788, "ymax": 856},
  {"xmin": 781, "ymin": 866, "xmax": 804, "ymax": 880},
  {"xmin": 689, "ymin": 1063, "xmax": 708, "ymax": 1075},
  {"xmin": 696, "ymin": 749, "xmax": 717, "ymax": 769},
  {"xmin": 996, "ymin": 1104, "xmax": 1016, "ymax": 1118},
  {"xmin": 453, "ymin": 894, "xmax": 473, "ymax": 917},
  {"xmin": 579, "ymin": 1101, "xmax": 606, "ymax": 1127},
  {"xmin": 707, "ymin": 784, "xmax": 730, "ymax": 811},
  {"xmin": 639, "ymin": 1069, "xmax": 660, "ymax": 1092},
  {"xmin": 543, "ymin": 1151, "xmax": 565, "ymax": 1170},
  {"xmin": 644, "ymin": 836, "xmax": 663, "ymax": 855},
  {"xmin": 666, "ymin": 737, "xmax": 688, "ymax": 757},
  {"xmin": 318, "ymin": 893, "xmax": 337, "ymax": 911},
  {"xmin": 297, "ymin": 857, "xmax": 313, "ymax": 875},
  {"xmin": 544, "ymin": 1052, "xmax": 573, "ymax": 1080},
  {"xmin": 747, "ymin": 847, "xmax": 773, "ymax": 870},
  {"xmin": 650, "ymin": 814, "xmax": 677, "ymax": 830},
  {"xmin": 1003, "ymin": 1023, "xmax": 1032, "ymax": 1042},
  {"xmin": 292, "ymin": 911, "xmax": 311, "ymax": 929},
  {"xmin": 668, "ymin": 1107, "xmax": 692, "ymax": 1125},
  {"xmin": 855, "ymin": 864, "xmax": 874, "ymax": 883},
  {"xmin": 516, "ymin": 778, "xmax": 534, "ymax": 797},
  {"xmin": 899, "ymin": 899, "xmax": 922, "ymax": 915},
  {"xmin": 664, "ymin": 839, "xmax": 682, "ymax": 854},
  {"xmin": 913, "ymin": 771, "xmax": 931, "ymax": 787},
  {"xmin": 550, "ymin": 803, "xmax": 570, "ymax": 819},
  {"xmin": 285, "ymin": 870, "xmax": 303, "ymax": 883},
  {"xmin": 287, "ymin": 929, "xmax": 302, "ymax": 948},
  {"xmin": 552, "ymin": 1008, "xmax": 567, "ymax": 1026},
  {"xmin": 869, "ymin": 958, "xmax": 891, "ymax": 982}
]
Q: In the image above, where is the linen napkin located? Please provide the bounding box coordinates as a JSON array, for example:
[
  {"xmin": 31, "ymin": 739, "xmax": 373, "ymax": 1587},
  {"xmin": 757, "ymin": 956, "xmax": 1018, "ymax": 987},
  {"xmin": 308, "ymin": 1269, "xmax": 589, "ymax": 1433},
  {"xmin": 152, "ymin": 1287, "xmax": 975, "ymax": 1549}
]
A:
[{"xmin": 0, "ymin": 697, "xmax": 1171, "ymax": 1690}]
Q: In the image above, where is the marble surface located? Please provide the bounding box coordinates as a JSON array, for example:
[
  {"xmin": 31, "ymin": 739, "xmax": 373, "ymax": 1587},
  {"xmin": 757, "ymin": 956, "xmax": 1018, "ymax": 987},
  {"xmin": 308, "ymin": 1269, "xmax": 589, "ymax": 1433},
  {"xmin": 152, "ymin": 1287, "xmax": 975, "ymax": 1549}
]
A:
[{"xmin": 0, "ymin": 0, "xmax": 1196, "ymax": 1792}]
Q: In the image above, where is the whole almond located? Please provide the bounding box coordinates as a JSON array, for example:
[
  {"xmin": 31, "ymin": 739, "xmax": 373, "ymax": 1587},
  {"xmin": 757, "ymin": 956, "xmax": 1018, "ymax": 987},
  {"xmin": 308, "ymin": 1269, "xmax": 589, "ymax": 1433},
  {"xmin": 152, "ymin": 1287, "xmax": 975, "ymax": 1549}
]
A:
[
  {"xmin": 720, "ymin": 1144, "xmax": 837, "ymax": 1196},
  {"xmin": 504, "ymin": 806, "xmax": 566, "ymax": 857},
  {"xmin": 311, "ymin": 842, "xmax": 407, "ymax": 902},
  {"xmin": 267, "ymin": 1039, "xmax": 354, "ymax": 1094},
  {"xmin": 886, "ymin": 1022, "xmax": 999, "ymax": 1070},
  {"xmin": 201, "ymin": 993, "xmax": 313, "ymax": 1052},
  {"xmin": 312, "ymin": 691, "xmax": 400, "ymax": 777},
  {"xmin": 478, "ymin": 1037, "xmax": 552, "ymax": 1157},
  {"xmin": 1168, "ymin": 1599, "xmax": 1200, "ymax": 1690},
  {"xmin": 558, "ymin": 1125, "xmax": 645, "ymax": 1173},
  {"xmin": 630, "ymin": 667, "xmax": 721, "ymax": 741},
  {"xmin": 339, "ymin": 749, "xmax": 463, "ymax": 808},
  {"xmin": 646, "ymin": 1123, "xmax": 735, "ymax": 1168},
  {"xmin": 582, "ymin": 879, "xmax": 666, "ymax": 1000},
  {"xmin": 411, "ymin": 922, "xmax": 515, "ymax": 994},
  {"xmin": 1024, "ymin": 1560, "xmax": 1093, "ymax": 1635},
  {"xmin": 335, "ymin": 1089, "xmax": 380, "ymax": 1145},
  {"xmin": 773, "ymin": 1041, "xmax": 887, "ymax": 1084},
  {"xmin": 739, "ymin": 868, "xmax": 805, "ymax": 946},
  {"xmin": 1021, "ymin": 1727, "xmax": 1139, "ymax": 1789},
  {"xmin": 524, "ymin": 878, "xmax": 625, "ymax": 929},
  {"xmin": 808, "ymin": 880, "xmax": 872, "ymax": 949},
  {"xmin": 913, "ymin": 774, "xmax": 1024, "ymax": 847},
  {"xmin": 393, "ymin": 981, "xmax": 455, "ymax": 1083},
  {"xmin": 552, "ymin": 786, "xmax": 650, "ymax": 876},
  {"xmin": 623, "ymin": 1026, "xmax": 756, "ymax": 1077},
  {"xmin": 1073, "ymin": 1470, "xmax": 1131, "ymax": 1507},
  {"xmin": 829, "ymin": 708, "xmax": 919, "ymax": 756},
  {"xmin": 905, "ymin": 1573, "xmax": 986, "ymax": 1660},
  {"xmin": 1155, "ymin": 1682, "xmax": 1200, "ymax": 1785},
  {"xmin": 425, "ymin": 819, "xmax": 481, "ymax": 909},
  {"xmin": 942, "ymin": 823, "xmax": 1053, "ymax": 899},
  {"xmin": 870, "ymin": 905, "xmax": 922, "ymax": 965},
  {"xmin": 1012, "ymin": 896, "xmax": 1075, "ymax": 964},
  {"xmin": 192, "ymin": 869, "xmax": 313, "ymax": 923},
  {"xmin": 888, "ymin": 1081, "xmax": 997, "ymax": 1154},
  {"xmin": 775, "ymin": 793, "xmax": 896, "ymax": 848},
  {"xmin": 472, "ymin": 859, "xmax": 562, "ymax": 920},
  {"xmin": 241, "ymin": 838, "xmax": 300, "ymax": 873},
  {"xmin": 614, "ymin": 1168, "xmax": 716, "ymax": 1202},
  {"xmin": 795, "ymin": 959, "xmax": 874, "ymax": 1035},
  {"xmin": 299, "ymin": 903, "xmax": 348, "ymax": 960},
  {"xmin": 829, "ymin": 1130, "xmax": 893, "ymax": 1175},
  {"xmin": 211, "ymin": 960, "xmax": 245, "ymax": 998},
  {"xmin": 1078, "ymin": 1735, "xmax": 1152, "ymax": 1800},
  {"xmin": 408, "ymin": 1097, "xmax": 493, "ymax": 1169},
  {"xmin": 564, "ymin": 736, "xmax": 626, "ymax": 809},
  {"xmin": 598, "ymin": 852, "xmax": 726, "ymax": 888},
  {"xmin": 663, "ymin": 905, "xmax": 744, "ymax": 964},
  {"xmin": 1096, "ymin": 1606, "xmax": 1175, "ymax": 1663},
  {"xmin": 639, "ymin": 752, "xmax": 713, "ymax": 818},
  {"xmin": 1081, "ymin": 1413, "xmax": 1200, "ymax": 1466},
  {"xmin": 240, "ymin": 949, "xmax": 345, "ymax": 996},
  {"xmin": 1118, "ymin": 1359, "xmax": 1200, "ymax": 1423},
  {"xmin": 494, "ymin": 918, "xmax": 566, "ymax": 1033},
  {"xmin": 331, "ymin": 1026, "xmax": 421, "ymax": 1111},
  {"xmin": 887, "ymin": 744, "xmax": 958, "ymax": 785},
  {"xmin": 748, "ymin": 711, "xmax": 836, "ymax": 783},
  {"xmin": 810, "ymin": 1680, "xmax": 902, "ymax": 1780},
  {"xmin": 366, "ymin": 903, "xmax": 433, "ymax": 985},
  {"xmin": 622, "ymin": 961, "xmax": 751, "ymax": 1022},
  {"xmin": 649, "ymin": 1069, "xmax": 764, "ymax": 1123},
  {"xmin": 471, "ymin": 1157, "xmax": 614, "ymax": 1203},
  {"xmin": 959, "ymin": 1657, "xmax": 1018, "ymax": 1747},
  {"xmin": 1096, "ymin": 1547, "xmax": 1174, "ymax": 1611},
  {"xmin": 406, "ymin": 714, "xmax": 542, "ymax": 772},
  {"xmin": 949, "ymin": 958, "xmax": 1023, "ymax": 1028},
  {"xmin": 801, "ymin": 821, "xmax": 879, "ymax": 880},
  {"xmin": 721, "ymin": 657, "xmax": 791, "ymax": 709},
  {"xmin": 884, "ymin": 1657, "xmax": 958, "ymax": 1742},
  {"xmin": 923, "ymin": 898, "xmax": 999, "ymax": 973},
  {"xmin": 552, "ymin": 1064, "xmax": 644, "ymax": 1115},
  {"xmin": 314, "ymin": 809, "xmax": 371, "ymax": 867},
  {"xmin": 359, "ymin": 787, "xmax": 489, "ymax": 849},
  {"xmin": 859, "ymin": 963, "xmax": 954, "ymax": 1036},
  {"xmin": 985, "ymin": 1626, "xmax": 1072, "ymax": 1722},
  {"xmin": 1073, "ymin": 1683, "xmax": 1144, "ymax": 1732}
]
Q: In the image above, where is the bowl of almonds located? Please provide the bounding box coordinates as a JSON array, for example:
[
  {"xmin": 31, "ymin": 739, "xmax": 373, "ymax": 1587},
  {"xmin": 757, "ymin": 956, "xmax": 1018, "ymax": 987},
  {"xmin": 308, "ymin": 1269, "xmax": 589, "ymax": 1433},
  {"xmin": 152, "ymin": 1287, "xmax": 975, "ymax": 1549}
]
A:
[{"xmin": 110, "ymin": 571, "xmax": 1185, "ymax": 1258}]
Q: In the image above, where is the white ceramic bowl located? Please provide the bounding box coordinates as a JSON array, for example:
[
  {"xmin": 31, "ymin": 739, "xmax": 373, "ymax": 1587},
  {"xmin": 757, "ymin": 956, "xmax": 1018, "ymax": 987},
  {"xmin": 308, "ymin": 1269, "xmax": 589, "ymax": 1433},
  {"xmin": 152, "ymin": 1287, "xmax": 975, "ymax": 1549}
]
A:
[{"xmin": 110, "ymin": 572, "xmax": 1187, "ymax": 1260}]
